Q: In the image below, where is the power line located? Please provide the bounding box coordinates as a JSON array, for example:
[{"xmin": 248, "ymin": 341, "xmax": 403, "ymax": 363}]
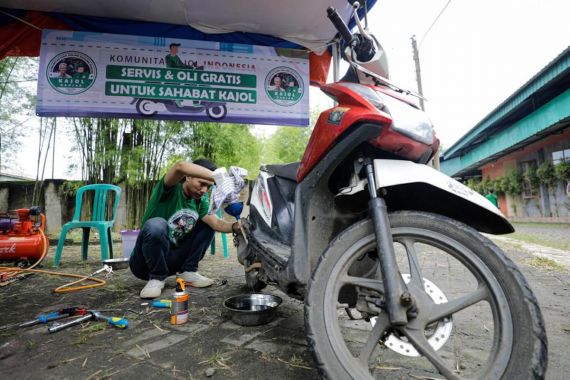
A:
[{"xmin": 419, "ymin": 0, "xmax": 452, "ymax": 49}]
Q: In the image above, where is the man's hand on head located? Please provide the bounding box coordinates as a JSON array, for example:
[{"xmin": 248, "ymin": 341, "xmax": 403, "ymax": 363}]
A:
[{"xmin": 164, "ymin": 160, "xmax": 215, "ymax": 188}]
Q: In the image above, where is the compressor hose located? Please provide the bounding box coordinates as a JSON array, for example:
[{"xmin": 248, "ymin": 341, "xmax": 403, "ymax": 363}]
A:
[{"xmin": 0, "ymin": 229, "xmax": 107, "ymax": 293}]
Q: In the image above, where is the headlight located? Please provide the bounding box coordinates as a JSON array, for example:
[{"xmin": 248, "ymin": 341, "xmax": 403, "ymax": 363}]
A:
[
  {"xmin": 379, "ymin": 92, "xmax": 434, "ymax": 145},
  {"xmin": 337, "ymin": 83, "xmax": 434, "ymax": 145}
]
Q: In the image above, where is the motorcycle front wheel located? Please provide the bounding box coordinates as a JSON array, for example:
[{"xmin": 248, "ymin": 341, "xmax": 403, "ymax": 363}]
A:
[{"xmin": 305, "ymin": 211, "xmax": 547, "ymax": 379}]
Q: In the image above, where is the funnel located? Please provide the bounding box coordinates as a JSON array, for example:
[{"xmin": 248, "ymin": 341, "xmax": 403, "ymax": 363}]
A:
[{"xmin": 224, "ymin": 202, "xmax": 244, "ymax": 220}]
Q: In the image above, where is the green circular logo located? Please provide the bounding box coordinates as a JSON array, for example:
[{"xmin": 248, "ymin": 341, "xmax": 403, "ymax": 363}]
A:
[
  {"xmin": 265, "ymin": 67, "xmax": 304, "ymax": 106},
  {"xmin": 47, "ymin": 51, "xmax": 96, "ymax": 95}
]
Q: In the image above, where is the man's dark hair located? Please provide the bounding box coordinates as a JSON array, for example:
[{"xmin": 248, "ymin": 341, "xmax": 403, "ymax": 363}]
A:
[{"xmin": 193, "ymin": 158, "xmax": 217, "ymax": 172}]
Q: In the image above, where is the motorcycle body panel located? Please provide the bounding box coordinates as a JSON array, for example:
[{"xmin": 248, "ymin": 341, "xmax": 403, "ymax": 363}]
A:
[
  {"xmin": 373, "ymin": 159, "xmax": 513, "ymax": 234},
  {"xmin": 297, "ymin": 83, "xmax": 439, "ymax": 182}
]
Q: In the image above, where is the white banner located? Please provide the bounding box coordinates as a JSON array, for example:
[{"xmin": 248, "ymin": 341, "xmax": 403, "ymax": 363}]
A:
[{"xmin": 37, "ymin": 30, "xmax": 310, "ymax": 126}]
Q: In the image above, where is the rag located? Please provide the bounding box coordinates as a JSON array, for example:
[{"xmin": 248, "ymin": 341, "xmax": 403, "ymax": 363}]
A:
[{"xmin": 209, "ymin": 166, "xmax": 248, "ymax": 214}]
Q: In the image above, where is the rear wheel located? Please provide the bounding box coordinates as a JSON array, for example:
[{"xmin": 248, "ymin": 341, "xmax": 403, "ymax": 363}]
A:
[
  {"xmin": 206, "ymin": 104, "xmax": 227, "ymax": 120},
  {"xmin": 305, "ymin": 211, "xmax": 547, "ymax": 379},
  {"xmin": 135, "ymin": 98, "xmax": 158, "ymax": 116}
]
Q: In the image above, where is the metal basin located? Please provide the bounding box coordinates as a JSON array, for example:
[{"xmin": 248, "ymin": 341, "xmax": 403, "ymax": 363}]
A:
[
  {"xmin": 102, "ymin": 258, "xmax": 130, "ymax": 270},
  {"xmin": 223, "ymin": 294, "xmax": 282, "ymax": 326}
]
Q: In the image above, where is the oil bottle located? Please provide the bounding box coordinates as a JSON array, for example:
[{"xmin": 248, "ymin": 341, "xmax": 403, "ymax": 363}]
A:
[{"xmin": 170, "ymin": 278, "xmax": 189, "ymax": 325}]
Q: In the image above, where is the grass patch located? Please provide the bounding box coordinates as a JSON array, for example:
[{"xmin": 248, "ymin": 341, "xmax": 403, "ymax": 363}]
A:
[
  {"xmin": 507, "ymin": 232, "xmax": 570, "ymax": 251},
  {"xmin": 198, "ymin": 349, "xmax": 232, "ymax": 370},
  {"xmin": 526, "ymin": 256, "xmax": 566, "ymax": 271},
  {"xmin": 73, "ymin": 322, "xmax": 107, "ymax": 345},
  {"xmin": 512, "ymin": 222, "xmax": 570, "ymax": 229}
]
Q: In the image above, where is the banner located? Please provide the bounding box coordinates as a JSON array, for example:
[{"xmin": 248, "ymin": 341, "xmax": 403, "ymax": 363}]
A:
[{"xmin": 37, "ymin": 30, "xmax": 310, "ymax": 126}]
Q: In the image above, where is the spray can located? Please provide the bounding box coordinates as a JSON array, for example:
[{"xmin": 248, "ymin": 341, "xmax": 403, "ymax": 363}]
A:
[{"xmin": 170, "ymin": 278, "xmax": 189, "ymax": 325}]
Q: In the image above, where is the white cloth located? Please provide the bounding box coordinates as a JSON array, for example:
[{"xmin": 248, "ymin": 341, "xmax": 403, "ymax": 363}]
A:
[{"xmin": 208, "ymin": 166, "xmax": 248, "ymax": 215}]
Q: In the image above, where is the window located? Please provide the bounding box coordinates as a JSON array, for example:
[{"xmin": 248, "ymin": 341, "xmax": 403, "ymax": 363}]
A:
[
  {"xmin": 521, "ymin": 160, "xmax": 538, "ymax": 198},
  {"xmin": 552, "ymin": 149, "xmax": 570, "ymax": 164}
]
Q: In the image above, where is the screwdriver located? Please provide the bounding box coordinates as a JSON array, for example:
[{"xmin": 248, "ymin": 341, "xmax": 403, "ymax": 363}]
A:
[
  {"xmin": 151, "ymin": 299, "xmax": 172, "ymax": 308},
  {"xmin": 19, "ymin": 307, "xmax": 88, "ymax": 328},
  {"xmin": 91, "ymin": 311, "xmax": 129, "ymax": 329},
  {"xmin": 48, "ymin": 311, "xmax": 128, "ymax": 333}
]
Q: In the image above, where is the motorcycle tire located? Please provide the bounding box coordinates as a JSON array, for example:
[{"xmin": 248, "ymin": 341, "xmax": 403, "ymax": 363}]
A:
[
  {"xmin": 135, "ymin": 98, "xmax": 158, "ymax": 116},
  {"xmin": 206, "ymin": 104, "xmax": 227, "ymax": 120},
  {"xmin": 305, "ymin": 211, "xmax": 547, "ymax": 380}
]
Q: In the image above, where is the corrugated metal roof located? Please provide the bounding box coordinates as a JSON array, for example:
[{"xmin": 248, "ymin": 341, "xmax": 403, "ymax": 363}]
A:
[{"xmin": 442, "ymin": 46, "xmax": 570, "ymax": 161}]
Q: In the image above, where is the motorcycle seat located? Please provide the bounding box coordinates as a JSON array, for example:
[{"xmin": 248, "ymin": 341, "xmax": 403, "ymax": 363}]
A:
[{"xmin": 263, "ymin": 162, "xmax": 300, "ymax": 182}]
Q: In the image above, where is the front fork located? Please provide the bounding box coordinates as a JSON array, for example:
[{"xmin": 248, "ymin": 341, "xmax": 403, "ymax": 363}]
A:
[{"xmin": 363, "ymin": 159, "xmax": 411, "ymax": 325}]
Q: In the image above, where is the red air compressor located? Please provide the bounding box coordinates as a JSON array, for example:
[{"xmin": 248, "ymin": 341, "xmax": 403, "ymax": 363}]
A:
[{"xmin": 0, "ymin": 207, "xmax": 47, "ymax": 265}]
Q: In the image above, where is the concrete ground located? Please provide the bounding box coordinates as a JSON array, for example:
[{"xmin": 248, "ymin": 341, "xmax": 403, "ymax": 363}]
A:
[{"xmin": 0, "ymin": 223, "xmax": 568, "ymax": 380}]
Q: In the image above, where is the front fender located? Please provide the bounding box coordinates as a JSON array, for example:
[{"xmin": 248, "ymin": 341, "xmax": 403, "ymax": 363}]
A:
[{"xmin": 373, "ymin": 159, "xmax": 513, "ymax": 234}]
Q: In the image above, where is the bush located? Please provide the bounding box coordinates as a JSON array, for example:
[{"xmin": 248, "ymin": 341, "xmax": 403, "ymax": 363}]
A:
[
  {"xmin": 504, "ymin": 170, "xmax": 523, "ymax": 195},
  {"xmin": 492, "ymin": 177, "xmax": 507, "ymax": 195},
  {"xmin": 466, "ymin": 178, "xmax": 483, "ymax": 194},
  {"xmin": 555, "ymin": 160, "xmax": 570, "ymax": 182},
  {"xmin": 536, "ymin": 162, "xmax": 557, "ymax": 187},
  {"xmin": 524, "ymin": 165, "xmax": 541, "ymax": 189}
]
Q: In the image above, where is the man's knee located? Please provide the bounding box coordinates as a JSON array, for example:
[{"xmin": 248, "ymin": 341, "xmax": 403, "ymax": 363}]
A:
[{"xmin": 142, "ymin": 217, "xmax": 168, "ymax": 239}]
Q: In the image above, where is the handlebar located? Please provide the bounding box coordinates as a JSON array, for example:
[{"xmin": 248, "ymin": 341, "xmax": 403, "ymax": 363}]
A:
[{"xmin": 327, "ymin": 6, "xmax": 355, "ymax": 46}]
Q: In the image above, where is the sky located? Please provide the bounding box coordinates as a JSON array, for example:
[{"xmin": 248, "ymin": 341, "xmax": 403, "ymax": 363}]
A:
[{"xmin": 6, "ymin": 0, "xmax": 570, "ymax": 179}]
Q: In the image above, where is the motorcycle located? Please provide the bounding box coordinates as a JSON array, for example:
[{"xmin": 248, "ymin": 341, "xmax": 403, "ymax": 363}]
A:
[
  {"xmin": 131, "ymin": 97, "xmax": 227, "ymax": 120},
  {"xmin": 224, "ymin": 3, "xmax": 547, "ymax": 379}
]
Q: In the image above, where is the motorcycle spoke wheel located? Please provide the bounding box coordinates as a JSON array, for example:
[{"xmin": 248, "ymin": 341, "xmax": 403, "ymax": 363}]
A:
[{"xmin": 305, "ymin": 211, "xmax": 547, "ymax": 380}]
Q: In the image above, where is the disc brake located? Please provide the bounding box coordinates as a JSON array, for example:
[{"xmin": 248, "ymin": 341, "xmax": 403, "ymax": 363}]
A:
[{"xmin": 372, "ymin": 274, "xmax": 453, "ymax": 357}]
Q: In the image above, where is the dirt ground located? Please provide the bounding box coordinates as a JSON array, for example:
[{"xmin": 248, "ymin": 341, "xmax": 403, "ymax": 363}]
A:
[{"xmin": 0, "ymin": 227, "xmax": 568, "ymax": 379}]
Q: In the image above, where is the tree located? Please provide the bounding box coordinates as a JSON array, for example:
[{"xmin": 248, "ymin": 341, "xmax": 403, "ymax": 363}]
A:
[
  {"xmin": 180, "ymin": 122, "xmax": 261, "ymax": 177},
  {"xmin": 263, "ymin": 126, "xmax": 312, "ymax": 164},
  {"xmin": 261, "ymin": 108, "xmax": 321, "ymax": 165},
  {"xmin": 0, "ymin": 57, "xmax": 37, "ymax": 172}
]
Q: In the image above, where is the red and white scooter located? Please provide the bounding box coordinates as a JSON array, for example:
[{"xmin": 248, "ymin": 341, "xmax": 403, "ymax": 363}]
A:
[{"xmin": 219, "ymin": 3, "xmax": 546, "ymax": 379}]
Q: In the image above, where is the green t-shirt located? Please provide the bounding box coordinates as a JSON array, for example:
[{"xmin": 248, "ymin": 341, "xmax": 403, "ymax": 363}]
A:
[
  {"xmin": 142, "ymin": 177, "xmax": 210, "ymax": 246},
  {"xmin": 165, "ymin": 54, "xmax": 190, "ymax": 68},
  {"xmin": 485, "ymin": 193, "xmax": 499, "ymax": 208}
]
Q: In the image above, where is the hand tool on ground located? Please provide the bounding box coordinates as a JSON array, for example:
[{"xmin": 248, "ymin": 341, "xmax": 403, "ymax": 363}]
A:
[
  {"xmin": 48, "ymin": 313, "xmax": 94, "ymax": 333},
  {"xmin": 151, "ymin": 299, "xmax": 172, "ymax": 308},
  {"xmin": 91, "ymin": 310, "xmax": 129, "ymax": 329},
  {"xmin": 48, "ymin": 310, "xmax": 128, "ymax": 333},
  {"xmin": 19, "ymin": 307, "xmax": 88, "ymax": 328}
]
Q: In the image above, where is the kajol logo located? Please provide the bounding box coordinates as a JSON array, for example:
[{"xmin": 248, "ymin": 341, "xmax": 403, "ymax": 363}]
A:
[
  {"xmin": 46, "ymin": 51, "xmax": 97, "ymax": 95},
  {"xmin": 265, "ymin": 66, "xmax": 304, "ymax": 107}
]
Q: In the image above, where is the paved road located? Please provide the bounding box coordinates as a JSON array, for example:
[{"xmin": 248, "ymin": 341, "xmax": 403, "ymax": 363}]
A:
[{"xmin": 0, "ymin": 229, "xmax": 567, "ymax": 379}]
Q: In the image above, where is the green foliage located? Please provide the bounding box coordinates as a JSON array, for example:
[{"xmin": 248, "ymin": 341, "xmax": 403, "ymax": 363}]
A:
[
  {"xmin": 466, "ymin": 176, "xmax": 506, "ymax": 195},
  {"xmin": 524, "ymin": 164, "xmax": 541, "ymax": 189},
  {"xmin": 61, "ymin": 180, "xmax": 86, "ymax": 198},
  {"xmin": 492, "ymin": 177, "xmax": 507, "ymax": 195},
  {"xmin": 0, "ymin": 57, "xmax": 38, "ymax": 171},
  {"xmin": 465, "ymin": 178, "xmax": 483, "ymax": 194},
  {"xmin": 262, "ymin": 126, "xmax": 312, "ymax": 164},
  {"xmin": 504, "ymin": 170, "xmax": 523, "ymax": 195},
  {"xmin": 481, "ymin": 176, "xmax": 492, "ymax": 193},
  {"xmin": 555, "ymin": 160, "xmax": 570, "ymax": 182},
  {"xmin": 181, "ymin": 122, "xmax": 261, "ymax": 178},
  {"xmin": 536, "ymin": 161, "xmax": 557, "ymax": 187}
]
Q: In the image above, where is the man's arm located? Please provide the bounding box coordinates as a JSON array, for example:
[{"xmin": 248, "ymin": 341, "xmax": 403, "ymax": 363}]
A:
[
  {"xmin": 163, "ymin": 160, "xmax": 215, "ymax": 188},
  {"xmin": 202, "ymin": 214, "xmax": 240, "ymax": 234}
]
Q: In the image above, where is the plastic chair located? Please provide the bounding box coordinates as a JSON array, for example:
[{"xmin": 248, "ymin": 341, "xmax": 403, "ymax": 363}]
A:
[
  {"xmin": 210, "ymin": 208, "xmax": 229, "ymax": 258},
  {"xmin": 53, "ymin": 184, "xmax": 121, "ymax": 267}
]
